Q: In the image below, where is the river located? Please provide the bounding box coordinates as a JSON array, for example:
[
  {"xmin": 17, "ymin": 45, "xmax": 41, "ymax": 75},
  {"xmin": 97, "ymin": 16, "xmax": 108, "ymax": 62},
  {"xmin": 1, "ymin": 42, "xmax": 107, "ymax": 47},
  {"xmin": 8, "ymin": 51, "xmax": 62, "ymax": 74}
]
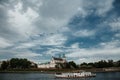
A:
[{"xmin": 0, "ymin": 72, "xmax": 120, "ymax": 80}]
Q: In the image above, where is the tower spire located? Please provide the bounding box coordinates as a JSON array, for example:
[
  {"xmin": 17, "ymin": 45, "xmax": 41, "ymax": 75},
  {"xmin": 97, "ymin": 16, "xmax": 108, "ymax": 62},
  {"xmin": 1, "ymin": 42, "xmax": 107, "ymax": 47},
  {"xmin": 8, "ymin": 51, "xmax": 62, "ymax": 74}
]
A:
[{"xmin": 63, "ymin": 54, "xmax": 66, "ymax": 58}]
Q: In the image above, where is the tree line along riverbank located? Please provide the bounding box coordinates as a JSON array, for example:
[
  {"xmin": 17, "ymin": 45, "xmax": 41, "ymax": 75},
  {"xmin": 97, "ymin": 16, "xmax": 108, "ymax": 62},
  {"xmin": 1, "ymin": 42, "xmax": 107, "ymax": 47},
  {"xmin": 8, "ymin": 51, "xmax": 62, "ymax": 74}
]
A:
[{"xmin": 0, "ymin": 58, "xmax": 120, "ymax": 72}]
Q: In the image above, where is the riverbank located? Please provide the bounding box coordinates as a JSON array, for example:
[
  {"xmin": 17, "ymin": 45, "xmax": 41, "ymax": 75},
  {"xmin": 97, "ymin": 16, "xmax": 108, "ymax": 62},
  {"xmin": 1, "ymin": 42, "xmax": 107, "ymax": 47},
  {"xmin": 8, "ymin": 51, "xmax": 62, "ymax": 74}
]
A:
[{"xmin": 0, "ymin": 67, "xmax": 120, "ymax": 73}]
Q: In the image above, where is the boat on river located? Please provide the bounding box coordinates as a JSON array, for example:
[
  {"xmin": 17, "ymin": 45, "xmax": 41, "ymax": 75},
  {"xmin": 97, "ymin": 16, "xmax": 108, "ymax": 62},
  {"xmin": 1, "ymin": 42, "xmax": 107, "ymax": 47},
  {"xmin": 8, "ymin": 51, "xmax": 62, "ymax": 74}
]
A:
[{"xmin": 55, "ymin": 70, "xmax": 96, "ymax": 78}]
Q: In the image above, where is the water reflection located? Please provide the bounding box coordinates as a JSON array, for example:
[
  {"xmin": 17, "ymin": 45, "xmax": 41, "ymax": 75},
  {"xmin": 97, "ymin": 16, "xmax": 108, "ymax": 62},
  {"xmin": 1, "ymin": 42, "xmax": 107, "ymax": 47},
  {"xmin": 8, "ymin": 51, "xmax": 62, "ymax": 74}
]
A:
[{"xmin": 0, "ymin": 72, "xmax": 119, "ymax": 80}]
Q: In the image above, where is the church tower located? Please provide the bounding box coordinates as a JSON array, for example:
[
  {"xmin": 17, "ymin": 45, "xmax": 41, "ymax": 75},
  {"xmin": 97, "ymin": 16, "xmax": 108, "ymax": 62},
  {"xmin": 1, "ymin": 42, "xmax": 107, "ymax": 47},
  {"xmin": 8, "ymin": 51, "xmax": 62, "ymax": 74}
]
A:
[{"xmin": 62, "ymin": 54, "xmax": 66, "ymax": 63}]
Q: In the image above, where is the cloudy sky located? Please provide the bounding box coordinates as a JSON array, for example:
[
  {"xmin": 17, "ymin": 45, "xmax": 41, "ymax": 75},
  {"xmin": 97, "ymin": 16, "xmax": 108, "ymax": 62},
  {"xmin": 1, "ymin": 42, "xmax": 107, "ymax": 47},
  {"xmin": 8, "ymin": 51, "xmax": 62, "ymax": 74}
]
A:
[{"xmin": 0, "ymin": 0, "xmax": 120, "ymax": 64}]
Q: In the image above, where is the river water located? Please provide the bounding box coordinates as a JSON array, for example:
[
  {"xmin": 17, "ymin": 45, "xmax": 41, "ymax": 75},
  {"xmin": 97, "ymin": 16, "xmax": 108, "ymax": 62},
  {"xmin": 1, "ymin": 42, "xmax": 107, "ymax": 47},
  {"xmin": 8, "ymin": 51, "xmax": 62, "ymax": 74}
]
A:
[{"xmin": 0, "ymin": 72, "xmax": 120, "ymax": 80}]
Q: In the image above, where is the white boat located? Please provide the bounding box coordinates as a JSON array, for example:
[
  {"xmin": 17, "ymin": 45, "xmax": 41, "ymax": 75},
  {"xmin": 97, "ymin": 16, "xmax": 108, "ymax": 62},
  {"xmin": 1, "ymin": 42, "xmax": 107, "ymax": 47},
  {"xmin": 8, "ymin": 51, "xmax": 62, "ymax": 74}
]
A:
[{"xmin": 55, "ymin": 71, "xmax": 96, "ymax": 78}]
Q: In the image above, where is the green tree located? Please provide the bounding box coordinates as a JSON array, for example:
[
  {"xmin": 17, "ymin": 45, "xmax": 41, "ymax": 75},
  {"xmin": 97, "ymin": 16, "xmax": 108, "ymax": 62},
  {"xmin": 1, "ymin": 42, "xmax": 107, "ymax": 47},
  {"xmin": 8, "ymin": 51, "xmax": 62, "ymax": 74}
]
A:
[
  {"xmin": 1, "ymin": 61, "xmax": 9, "ymax": 70},
  {"xmin": 10, "ymin": 58, "xmax": 19, "ymax": 68},
  {"xmin": 80, "ymin": 62, "xmax": 88, "ymax": 68},
  {"xmin": 69, "ymin": 61, "xmax": 78, "ymax": 68},
  {"xmin": 9, "ymin": 58, "xmax": 31, "ymax": 69},
  {"xmin": 65, "ymin": 63, "xmax": 70, "ymax": 68},
  {"xmin": 107, "ymin": 60, "xmax": 114, "ymax": 67},
  {"xmin": 96, "ymin": 60, "xmax": 107, "ymax": 68},
  {"xmin": 116, "ymin": 60, "xmax": 120, "ymax": 67}
]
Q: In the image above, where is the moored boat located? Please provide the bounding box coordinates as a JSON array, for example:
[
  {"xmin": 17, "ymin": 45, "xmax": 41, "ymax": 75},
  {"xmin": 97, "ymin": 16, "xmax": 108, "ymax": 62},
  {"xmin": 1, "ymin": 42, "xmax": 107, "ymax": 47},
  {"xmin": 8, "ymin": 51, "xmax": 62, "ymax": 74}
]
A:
[{"xmin": 55, "ymin": 71, "xmax": 96, "ymax": 78}]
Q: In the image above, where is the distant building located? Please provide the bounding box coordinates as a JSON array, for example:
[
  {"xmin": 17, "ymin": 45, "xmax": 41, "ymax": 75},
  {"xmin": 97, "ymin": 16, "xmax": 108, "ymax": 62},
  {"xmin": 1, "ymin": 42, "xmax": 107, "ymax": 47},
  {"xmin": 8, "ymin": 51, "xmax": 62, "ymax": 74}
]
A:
[{"xmin": 38, "ymin": 54, "xmax": 67, "ymax": 68}]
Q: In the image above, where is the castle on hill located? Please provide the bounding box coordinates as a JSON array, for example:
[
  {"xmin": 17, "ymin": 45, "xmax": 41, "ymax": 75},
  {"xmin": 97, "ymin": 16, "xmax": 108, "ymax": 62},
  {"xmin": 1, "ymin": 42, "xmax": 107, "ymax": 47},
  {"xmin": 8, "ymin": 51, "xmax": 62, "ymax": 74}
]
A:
[{"xmin": 38, "ymin": 54, "xmax": 67, "ymax": 68}]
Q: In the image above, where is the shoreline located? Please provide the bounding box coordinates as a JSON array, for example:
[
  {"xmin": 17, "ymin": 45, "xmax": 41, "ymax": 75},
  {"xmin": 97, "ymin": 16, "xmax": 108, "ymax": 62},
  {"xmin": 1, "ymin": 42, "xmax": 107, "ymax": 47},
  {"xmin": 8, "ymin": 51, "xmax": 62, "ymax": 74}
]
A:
[{"xmin": 0, "ymin": 67, "xmax": 120, "ymax": 73}]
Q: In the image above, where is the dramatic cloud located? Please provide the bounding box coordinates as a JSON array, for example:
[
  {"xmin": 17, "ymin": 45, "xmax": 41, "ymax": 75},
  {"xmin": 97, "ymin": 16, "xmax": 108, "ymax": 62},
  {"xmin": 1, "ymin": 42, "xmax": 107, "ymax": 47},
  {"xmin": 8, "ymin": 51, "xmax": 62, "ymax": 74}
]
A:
[
  {"xmin": 0, "ymin": 0, "xmax": 120, "ymax": 63},
  {"xmin": 66, "ymin": 40, "xmax": 120, "ymax": 63}
]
